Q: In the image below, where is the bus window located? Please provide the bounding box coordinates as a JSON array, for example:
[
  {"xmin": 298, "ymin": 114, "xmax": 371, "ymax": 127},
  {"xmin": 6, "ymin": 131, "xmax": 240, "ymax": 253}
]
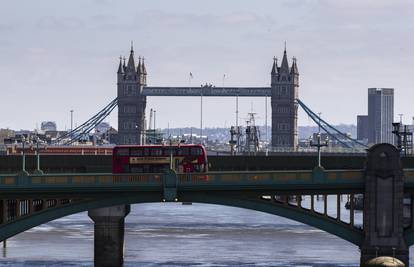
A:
[
  {"xmin": 176, "ymin": 148, "xmax": 183, "ymax": 156},
  {"xmin": 116, "ymin": 148, "xmax": 129, "ymax": 156},
  {"xmin": 181, "ymin": 147, "xmax": 190, "ymax": 155},
  {"xmin": 190, "ymin": 147, "xmax": 202, "ymax": 155},
  {"xmin": 151, "ymin": 148, "xmax": 163, "ymax": 156},
  {"xmin": 162, "ymin": 148, "xmax": 170, "ymax": 156},
  {"xmin": 130, "ymin": 148, "xmax": 143, "ymax": 156},
  {"xmin": 144, "ymin": 148, "xmax": 150, "ymax": 156}
]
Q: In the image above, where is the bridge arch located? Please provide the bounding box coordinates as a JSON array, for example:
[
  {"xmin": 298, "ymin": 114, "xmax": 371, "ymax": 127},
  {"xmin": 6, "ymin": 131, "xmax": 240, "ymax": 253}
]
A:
[{"xmin": 0, "ymin": 193, "xmax": 363, "ymax": 247}]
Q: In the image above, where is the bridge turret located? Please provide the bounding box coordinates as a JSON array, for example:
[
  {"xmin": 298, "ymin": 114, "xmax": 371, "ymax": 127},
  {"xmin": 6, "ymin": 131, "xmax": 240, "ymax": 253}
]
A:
[
  {"xmin": 122, "ymin": 57, "xmax": 127, "ymax": 73},
  {"xmin": 290, "ymin": 57, "xmax": 299, "ymax": 86},
  {"xmin": 137, "ymin": 57, "xmax": 147, "ymax": 86},
  {"xmin": 117, "ymin": 56, "xmax": 124, "ymax": 82},
  {"xmin": 290, "ymin": 57, "xmax": 298, "ymax": 74},
  {"xmin": 271, "ymin": 57, "xmax": 278, "ymax": 85},
  {"xmin": 142, "ymin": 57, "xmax": 147, "ymax": 86},
  {"xmin": 137, "ymin": 56, "xmax": 142, "ymax": 74}
]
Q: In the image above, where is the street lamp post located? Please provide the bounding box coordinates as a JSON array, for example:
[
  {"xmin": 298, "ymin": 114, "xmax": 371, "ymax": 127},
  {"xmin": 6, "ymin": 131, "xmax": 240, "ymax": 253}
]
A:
[
  {"xmin": 70, "ymin": 109, "xmax": 74, "ymax": 142},
  {"xmin": 309, "ymin": 133, "xmax": 329, "ymax": 168},
  {"xmin": 34, "ymin": 135, "xmax": 44, "ymax": 174},
  {"xmin": 20, "ymin": 136, "xmax": 29, "ymax": 175},
  {"xmin": 70, "ymin": 110, "xmax": 74, "ymax": 132},
  {"xmin": 21, "ymin": 136, "xmax": 26, "ymax": 172}
]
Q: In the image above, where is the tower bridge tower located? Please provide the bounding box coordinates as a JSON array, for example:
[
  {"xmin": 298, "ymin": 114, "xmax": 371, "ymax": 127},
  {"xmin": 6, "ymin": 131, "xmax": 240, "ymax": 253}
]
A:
[
  {"xmin": 271, "ymin": 48, "xmax": 299, "ymax": 150},
  {"xmin": 116, "ymin": 45, "xmax": 147, "ymax": 144}
]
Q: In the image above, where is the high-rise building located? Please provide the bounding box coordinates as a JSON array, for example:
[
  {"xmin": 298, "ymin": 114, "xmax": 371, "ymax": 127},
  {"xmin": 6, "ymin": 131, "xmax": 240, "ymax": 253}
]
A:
[
  {"xmin": 116, "ymin": 45, "xmax": 147, "ymax": 145},
  {"xmin": 270, "ymin": 49, "xmax": 299, "ymax": 149},
  {"xmin": 357, "ymin": 115, "xmax": 369, "ymax": 142},
  {"xmin": 367, "ymin": 88, "xmax": 394, "ymax": 145}
]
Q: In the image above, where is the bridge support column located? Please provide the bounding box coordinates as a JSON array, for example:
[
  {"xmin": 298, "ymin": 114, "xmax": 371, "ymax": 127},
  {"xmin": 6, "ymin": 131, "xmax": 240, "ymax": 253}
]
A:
[
  {"xmin": 360, "ymin": 144, "xmax": 408, "ymax": 266},
  {"xmin": 88, "ymin": 205, "xmax": 130, "ymax": 267}
]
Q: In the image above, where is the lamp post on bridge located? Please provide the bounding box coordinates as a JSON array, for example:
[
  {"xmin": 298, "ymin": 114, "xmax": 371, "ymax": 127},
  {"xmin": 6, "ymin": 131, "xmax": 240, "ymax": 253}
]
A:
[
  {"xmin": 33, "ymin": 135, "xmax": 44, "ymax": 175},
  {"xmin": 309, "ymin": 133, "xmax": 329, "ymax": 168},
  {"xmin": 309, "ymin": 112, "xmax": 329, "ymax": 168},
  {"xmin": 20, "ymin": 136, "xmax": 29, "ymax": 176}
]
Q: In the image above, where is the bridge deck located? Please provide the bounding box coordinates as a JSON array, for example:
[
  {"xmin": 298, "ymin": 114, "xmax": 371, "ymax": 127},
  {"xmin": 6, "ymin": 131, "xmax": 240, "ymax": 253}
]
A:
[
  {"xmin": 0, "ymin": 169, "xmax": 365, "ymax": 195},
  {"xmin": 0, "ymin": 168, "xmax": 413, "ymax": 197},
  {"xmin": 142, "ymin": 87, "xmax": 271, "ymax": 97}
]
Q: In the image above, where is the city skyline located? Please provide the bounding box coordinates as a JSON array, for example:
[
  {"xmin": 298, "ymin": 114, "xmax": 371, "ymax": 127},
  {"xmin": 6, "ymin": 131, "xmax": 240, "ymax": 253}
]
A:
[{"xmin": 1, "ymin": 1, "xmax": 414, "ymax": 131}]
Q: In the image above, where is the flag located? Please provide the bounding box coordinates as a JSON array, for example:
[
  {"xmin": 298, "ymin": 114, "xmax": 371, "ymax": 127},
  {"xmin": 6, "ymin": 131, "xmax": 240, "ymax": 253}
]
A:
[{"xmin": 189, "ymin": 72, "xmax": 193, "ymax": 79}]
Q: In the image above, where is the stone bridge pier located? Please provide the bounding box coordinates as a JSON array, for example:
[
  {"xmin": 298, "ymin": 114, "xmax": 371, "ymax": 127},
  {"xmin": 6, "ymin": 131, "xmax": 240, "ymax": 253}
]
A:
[
  {"xmin": 88, "ymin": 205, "xmax": 130, "ymax": 267},
  {"xmin": 361, "ymin": 144, "xmax": 408, "ymax": 266}
]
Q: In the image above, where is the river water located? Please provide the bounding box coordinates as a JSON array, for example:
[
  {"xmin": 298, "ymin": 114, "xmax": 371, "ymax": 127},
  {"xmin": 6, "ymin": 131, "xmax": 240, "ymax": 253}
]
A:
[{"xmin": 0, "ymin": 200, "xmax": 412, "ymax": 267}]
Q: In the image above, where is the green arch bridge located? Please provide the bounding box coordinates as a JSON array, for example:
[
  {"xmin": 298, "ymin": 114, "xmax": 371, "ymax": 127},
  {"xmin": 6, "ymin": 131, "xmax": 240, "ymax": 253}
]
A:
[{"xmin": 0, "ymin": 144, "xmax": 413, "ymax": 266}]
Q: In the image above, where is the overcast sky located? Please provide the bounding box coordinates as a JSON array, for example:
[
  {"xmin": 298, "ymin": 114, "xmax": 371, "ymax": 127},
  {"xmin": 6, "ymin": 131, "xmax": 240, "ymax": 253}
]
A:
[{"xmin": 1, "ymin": 0, "xmax": 414, "ymax": 130}]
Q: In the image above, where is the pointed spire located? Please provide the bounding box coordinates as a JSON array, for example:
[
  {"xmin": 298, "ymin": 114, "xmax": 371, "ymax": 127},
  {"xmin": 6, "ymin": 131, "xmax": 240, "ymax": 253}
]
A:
[
  {"xmin": 271, "ymin": 56, "xmax": 278, "ymax": 75},
  {"xmin": 142, "ymin": 57, "xmax": 147, "ymax": 75},
  {"xmin": 127, "ymin": 45, "xmax": 135, "ymax": 72},
  {"xmin": 137, "ymin": 56, "xmax": 142, "ymax": 74},
  {"xmin": 122, "ymin": 57, "xmax": 127, "ymax": 72},
  {"xmin": 280, "ymin": 46, "xmax": 289, "ymax": 73},
  {"xmin": 290, "ymin": 57, "xmax": 299, "ymax": 75},
  {"xmin": 117, "ymin": 56, "xmax": 123, "ymax": 74}
]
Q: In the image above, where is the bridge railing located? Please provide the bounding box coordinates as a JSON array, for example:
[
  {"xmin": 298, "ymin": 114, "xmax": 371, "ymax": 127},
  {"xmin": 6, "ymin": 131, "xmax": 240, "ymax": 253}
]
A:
[
  {"xmin": 0, "ymin": 169, "xmax": 366, "ymax": 192},
  {"xmin": 178, "ymin": 169, "xmax": 365, "ymax": 184},
  {"xmin": 0, "ymin": 173, "xmax": 164, "ymax": 187}
]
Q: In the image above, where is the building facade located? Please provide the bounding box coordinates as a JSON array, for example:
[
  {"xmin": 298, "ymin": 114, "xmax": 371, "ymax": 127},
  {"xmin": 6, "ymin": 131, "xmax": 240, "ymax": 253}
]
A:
[
  {"xmin": 357, "ymin": 115, "xmax": 369, "ymax": 142},
  {"xmin": 40, "ymin": 121, "xmax": 57, "ymax": 132},
  {"xmin": 116, "ymin": 46, "xmax": 147, "ymax": 145},
  {"xmin": 270, "ymin": 49, "xmax": 299, "ymax": 150},
  {"xmin": 367, "ymin": 88, "xmax": 394, "ymax": 145}
]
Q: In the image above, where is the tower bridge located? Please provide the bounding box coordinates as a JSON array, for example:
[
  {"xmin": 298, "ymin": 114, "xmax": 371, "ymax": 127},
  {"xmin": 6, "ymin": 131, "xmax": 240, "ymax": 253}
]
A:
[
  {"xmin": 117, "ymin": 45, "xmax": 298, "ymax": 148},
  {"xmin": 0, "ymin": 144, "xmax": 413, "ymax": 266},
  {"xmin": 61, "ymin": 45, "xmax": 362, "ymax": 149}
]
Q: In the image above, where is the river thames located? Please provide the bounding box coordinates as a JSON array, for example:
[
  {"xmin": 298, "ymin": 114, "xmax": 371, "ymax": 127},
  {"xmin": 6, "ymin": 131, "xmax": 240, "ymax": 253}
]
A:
[{"xmin": 0, "ymin": 201, "xmax": 412, "ymax": 267}]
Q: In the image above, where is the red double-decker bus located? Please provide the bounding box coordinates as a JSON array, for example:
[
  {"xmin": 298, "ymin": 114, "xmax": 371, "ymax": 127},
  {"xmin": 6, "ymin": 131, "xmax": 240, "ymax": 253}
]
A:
[{"xmin": 112, "ymin": 144, "xmax": 208, "ymax": 174}]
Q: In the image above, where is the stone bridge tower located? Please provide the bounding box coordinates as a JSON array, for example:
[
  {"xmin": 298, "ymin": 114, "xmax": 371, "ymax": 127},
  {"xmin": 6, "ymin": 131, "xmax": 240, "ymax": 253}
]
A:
[
  {"xmin": 271, "ymin": 48, "xmax": 299, "ymax": 150},
  {"xmin": 116, "ymin": 45, "xmax": 147, "ymax": 145}
]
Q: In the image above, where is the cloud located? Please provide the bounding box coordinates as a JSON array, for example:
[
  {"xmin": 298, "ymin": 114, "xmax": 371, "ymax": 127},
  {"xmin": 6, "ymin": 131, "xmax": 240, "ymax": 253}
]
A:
[
  {"xmin": 2, "ymin": 0, "xmax": 414, "ymax": 129},
  {"xmin": 0, "ymin": 23, "xmax": 15, "ymax": 32}
]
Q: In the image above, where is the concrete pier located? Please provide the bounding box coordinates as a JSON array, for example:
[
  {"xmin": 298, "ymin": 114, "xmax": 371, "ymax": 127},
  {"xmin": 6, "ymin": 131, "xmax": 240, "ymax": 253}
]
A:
[
  {"xmin": 361, "ymin": 144, "xmax": 408, "ymax": 266},
  {"xmin": 88, "ymin": 205, "xmax": 130, "ymax": 267}
]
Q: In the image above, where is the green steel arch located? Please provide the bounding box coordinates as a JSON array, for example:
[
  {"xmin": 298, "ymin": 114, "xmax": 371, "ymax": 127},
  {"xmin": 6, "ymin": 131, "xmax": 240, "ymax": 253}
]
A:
[
  {"xmin": 403, "ymin": 229, "xmax": 414, "ymax": 246},
  {"xmin": 0, "ymin": 192, "xmax": 363, "ymax": 246}
]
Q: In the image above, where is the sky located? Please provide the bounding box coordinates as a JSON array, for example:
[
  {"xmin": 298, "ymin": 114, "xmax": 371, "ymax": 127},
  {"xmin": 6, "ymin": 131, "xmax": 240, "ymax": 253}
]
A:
[{"xmin": 1, "ymin": 0, "xmax": 414, "ymax": 131}]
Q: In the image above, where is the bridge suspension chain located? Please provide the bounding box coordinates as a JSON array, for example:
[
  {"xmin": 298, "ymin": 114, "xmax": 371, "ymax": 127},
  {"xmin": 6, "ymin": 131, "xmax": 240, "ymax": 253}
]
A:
[
  {"xmin": 53, "ymin": 98, "xmax": 118, "ymax": 145},
  {"xmin": 296, "ymin": 99, "xmax": 368, "ymax": 149}
]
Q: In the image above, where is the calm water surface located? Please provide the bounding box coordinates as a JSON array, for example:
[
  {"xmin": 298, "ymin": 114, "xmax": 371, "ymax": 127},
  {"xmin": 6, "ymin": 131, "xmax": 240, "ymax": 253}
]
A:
[{"xmin": 0, "ymin": 200, "xmax": 412, "ymax": 267}]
